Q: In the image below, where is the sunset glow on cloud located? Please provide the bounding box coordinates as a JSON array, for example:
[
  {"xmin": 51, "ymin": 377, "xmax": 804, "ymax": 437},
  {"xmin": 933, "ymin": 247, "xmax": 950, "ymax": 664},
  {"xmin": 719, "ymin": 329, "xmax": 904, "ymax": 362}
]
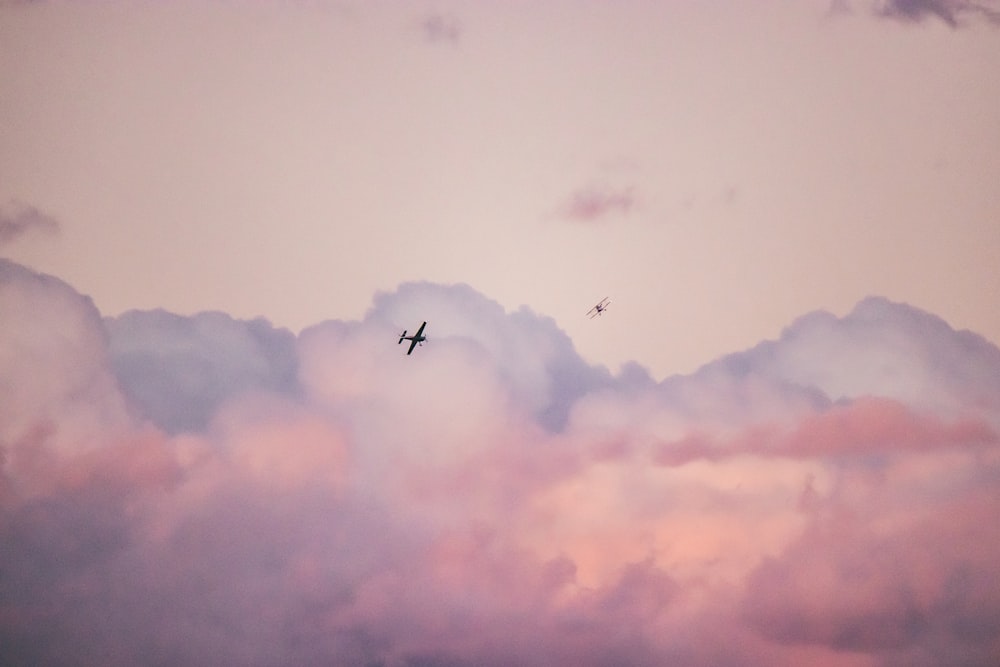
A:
[
  {"xmin": 2, "ymin": 0, "xmax": 999, "ymax": 664},
  {"xmin": 3, "ymin": 258, "xmax": 999, "ymax": 666}
]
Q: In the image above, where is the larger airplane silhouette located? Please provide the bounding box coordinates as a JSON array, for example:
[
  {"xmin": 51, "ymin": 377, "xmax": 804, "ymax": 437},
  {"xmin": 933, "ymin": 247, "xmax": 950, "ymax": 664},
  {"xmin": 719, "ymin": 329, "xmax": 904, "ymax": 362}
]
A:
[{"xmin": 398, "ymin": 321, "xmax": 427, "ymax": 355}]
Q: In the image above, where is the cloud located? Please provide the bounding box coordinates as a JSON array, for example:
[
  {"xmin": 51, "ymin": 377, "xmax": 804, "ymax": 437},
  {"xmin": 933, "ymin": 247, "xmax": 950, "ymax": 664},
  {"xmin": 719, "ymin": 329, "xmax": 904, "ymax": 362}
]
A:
[
  {"xmin": 0, "ymin": 259, "xmax": 132, "ymax": 459},
  {"xmin": 891, "ymin": 0, "xmax": 1000, "ymax": 26},
  {"xmin": 654, "ymin": 396, "xmax": 997, "ymax": 466},
  {"xmin": 0, "ymin": 201, "xmax": 60, "ymax": 247},
  {"xmin": 2, "ymin": 259, "xmax": 1000, "ymax": 666},
  {"xmin": 882, "ymin": 0, "xmax": 965, "ymax": 25},
  {"xmin": 104, "ymin": 309, "xmax": 299, "ymax": 434},
  {"xmin": 558, "ymin": 185, "xmax": 636, "ymax": 223},
  {"xmin": 836, "ymin": 0, "xmax": 1000, "ymax": 26},
  {"xmin": 742, "ymin": 478, "xmax": 1000, "ymax": 663},
  {"xmin": 420, "ymin": 12, "xmax": 461, "ymax": 44},
  {"xmin": 700, "ymin": 296, "xmax": 1000, "ymax": 414}
]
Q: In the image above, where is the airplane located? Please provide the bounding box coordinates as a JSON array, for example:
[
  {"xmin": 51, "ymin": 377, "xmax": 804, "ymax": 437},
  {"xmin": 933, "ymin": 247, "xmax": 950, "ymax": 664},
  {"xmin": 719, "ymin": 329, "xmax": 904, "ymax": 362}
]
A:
[
  {"xmin": 398, "ymin": 321, "xmax": 427, "ymax": 355},
  {"xmin": 587, "ymin": 297, "xmax": 611, "ymax": 319}
]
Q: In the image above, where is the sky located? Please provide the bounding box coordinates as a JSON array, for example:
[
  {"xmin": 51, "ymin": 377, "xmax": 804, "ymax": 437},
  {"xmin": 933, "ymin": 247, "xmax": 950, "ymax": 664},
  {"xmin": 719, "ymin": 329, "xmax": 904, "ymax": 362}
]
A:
[
  {"xmin": 2, "ymin": 1, "xmax": 1000, "ymax": 666},
  {"xmin": 2, "ymin": 0, "xmax": 999, "ymax": 377}
]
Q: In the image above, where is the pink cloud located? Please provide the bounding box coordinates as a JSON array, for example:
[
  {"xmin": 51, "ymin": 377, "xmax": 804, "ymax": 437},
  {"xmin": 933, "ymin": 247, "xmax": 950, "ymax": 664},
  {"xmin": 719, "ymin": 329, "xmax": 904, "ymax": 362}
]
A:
[
  {"xmin": 775, "ymin": 397, "xmax": 997, "ymax": 456},
  {"xmin": 560, "ymin": 185, "xmax": 635, "ymax": 222},
  {"xmin": 655, "ymin": 396, "xmax": 997, "ymax": 466},
  {"xmin": 743, "ymin": 485, "xmax": 1000, "ymax": 662},
  {"xmin": 2, "ymin": 260, "xmax": 1000, "ymax": 665}
]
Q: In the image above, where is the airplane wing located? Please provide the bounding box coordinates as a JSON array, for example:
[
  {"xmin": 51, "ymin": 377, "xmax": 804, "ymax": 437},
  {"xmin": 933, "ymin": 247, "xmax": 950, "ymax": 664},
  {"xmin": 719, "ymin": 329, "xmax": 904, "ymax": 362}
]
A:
[
  {"xmin": 406, "ymin": 322, "xmax": 426, "ymax": 354},
  {"xmin": 587, "ymin": 298, "xmax": 610, "ymax": 318}
]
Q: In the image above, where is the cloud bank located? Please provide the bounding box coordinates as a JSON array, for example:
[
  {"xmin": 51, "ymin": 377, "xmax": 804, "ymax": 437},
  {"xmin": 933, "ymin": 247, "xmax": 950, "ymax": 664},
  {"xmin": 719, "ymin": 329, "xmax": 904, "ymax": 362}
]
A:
[{"xmin": 2, "ymin": 258, "xmax": 999, "ymax": 666}]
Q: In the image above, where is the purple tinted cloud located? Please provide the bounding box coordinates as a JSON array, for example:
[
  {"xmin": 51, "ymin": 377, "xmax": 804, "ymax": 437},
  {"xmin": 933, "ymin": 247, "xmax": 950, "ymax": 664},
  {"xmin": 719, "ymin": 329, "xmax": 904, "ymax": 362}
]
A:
[
  {"xmin": 421, "ymin": 12, "xmax": 461, "ymax": 44},
  {"xmin": 0, "ymin": 201, "xmax": 60, "ymax": 246},
  {"xmin": 743, "ymin": 486, "xmax": 1000, "ymax": 662},
  {"xmin": 2, "ymin": 259, "xmax": 1000, "ymax": 666},
  {"xmin": 105, "ymin": 309, "xmax": 299, "ymax": 434},
  {"xmin": 839, "ymin": 0, "xmax": 1000, "ymax": 26}
]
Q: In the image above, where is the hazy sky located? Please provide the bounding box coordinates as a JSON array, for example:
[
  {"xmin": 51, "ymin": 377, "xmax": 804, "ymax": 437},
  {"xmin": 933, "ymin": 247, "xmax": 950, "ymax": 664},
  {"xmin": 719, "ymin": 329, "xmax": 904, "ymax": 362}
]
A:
[
  {"xmin": 2, "ymin": 0, "xmax": 998, "ymax": 377},
  {"xmin": 3, "ymin": 3, "xmax": 1000, "ymax": 665}
]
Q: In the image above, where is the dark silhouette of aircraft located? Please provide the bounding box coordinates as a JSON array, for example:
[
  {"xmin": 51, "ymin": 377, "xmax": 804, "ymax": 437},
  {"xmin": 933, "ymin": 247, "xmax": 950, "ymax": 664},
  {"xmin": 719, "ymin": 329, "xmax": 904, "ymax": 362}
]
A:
[
  {"xmin": 587, "ymin": 297, "xmax": 611, "ymax": 319},
  {"xmin": 399, "ymin": 321, "xmax": 427, "ymax": 355}
]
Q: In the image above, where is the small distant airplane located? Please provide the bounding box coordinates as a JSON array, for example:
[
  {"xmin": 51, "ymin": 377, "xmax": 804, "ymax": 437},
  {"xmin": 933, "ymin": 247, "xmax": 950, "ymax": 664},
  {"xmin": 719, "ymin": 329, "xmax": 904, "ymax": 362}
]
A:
[
  {"xmin": 587, "ymin": 297, "xmax": 611, "ymax": 319},
  {"xmin": 398, "ymin": 321, "xmax": 427, "ymax": 355}
]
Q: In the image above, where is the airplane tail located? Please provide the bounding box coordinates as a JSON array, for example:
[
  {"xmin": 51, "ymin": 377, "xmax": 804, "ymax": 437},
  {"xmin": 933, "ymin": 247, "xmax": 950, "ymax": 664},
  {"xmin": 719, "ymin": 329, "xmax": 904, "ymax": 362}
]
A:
[{"xmin": 398, "ymin": 330, "xmax": 407, "ymax": 344}]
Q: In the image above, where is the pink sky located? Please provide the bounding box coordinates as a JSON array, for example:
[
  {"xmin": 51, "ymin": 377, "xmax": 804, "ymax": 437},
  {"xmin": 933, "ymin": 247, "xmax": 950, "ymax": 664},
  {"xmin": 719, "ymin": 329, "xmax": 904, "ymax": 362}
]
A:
[
  {"xmin": 3, "ymin": 1, "xmax": 1000, "ymax": 665},
  {"xmin": 2, "ymin": 0, "xmax": 999, "ymax": 376}
]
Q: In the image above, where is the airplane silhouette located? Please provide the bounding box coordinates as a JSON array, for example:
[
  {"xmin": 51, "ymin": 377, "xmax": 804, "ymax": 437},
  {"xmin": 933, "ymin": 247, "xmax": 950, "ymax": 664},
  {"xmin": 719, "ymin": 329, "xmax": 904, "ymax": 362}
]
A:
[{"xmin": 398, "ymin": 321, "xmax": 427, "ymax": 355}]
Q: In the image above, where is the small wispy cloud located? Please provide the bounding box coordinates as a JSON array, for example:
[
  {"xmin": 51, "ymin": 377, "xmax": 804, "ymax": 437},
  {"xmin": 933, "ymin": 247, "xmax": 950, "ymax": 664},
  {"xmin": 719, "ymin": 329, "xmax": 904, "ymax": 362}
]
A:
[
  {"xmin": 559, "ymin": 185, "xmax": 636, "ymax": 223},
  {"xmin": 421, "ymin": 11, "xmax": 461, "ymax": 44},
  {"xmin": 836, "ymin": 0, "xmax": 1000, "ymax": 27},
  {"xmin": 0, "ymin": 200, "xmax": 60, "ymax": 247}
]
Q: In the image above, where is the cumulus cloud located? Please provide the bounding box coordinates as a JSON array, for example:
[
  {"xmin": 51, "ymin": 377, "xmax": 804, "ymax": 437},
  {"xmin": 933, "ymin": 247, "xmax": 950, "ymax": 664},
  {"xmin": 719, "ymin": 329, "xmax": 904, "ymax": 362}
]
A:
[
  {"xmin": 2, "ymin": 259, "xmax": 999, "ymax": 666},
  {"xmin": 0, "ymin": 259, "xmax": 132, "ymax": 459},
  {"xmin": 742, "ymin": 471, "xmax": 1000, "ymax": 664},
  {"xmin": 701, "ymin": 296, "xmax": 1000, "ymax": 414},
  {"xmin": 104, "ymin": 309, "xmax": 299, "ymax": 434},
  {"xmin": 0, "ymin": 200, "xmax": 60, "ymax": 247}
]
